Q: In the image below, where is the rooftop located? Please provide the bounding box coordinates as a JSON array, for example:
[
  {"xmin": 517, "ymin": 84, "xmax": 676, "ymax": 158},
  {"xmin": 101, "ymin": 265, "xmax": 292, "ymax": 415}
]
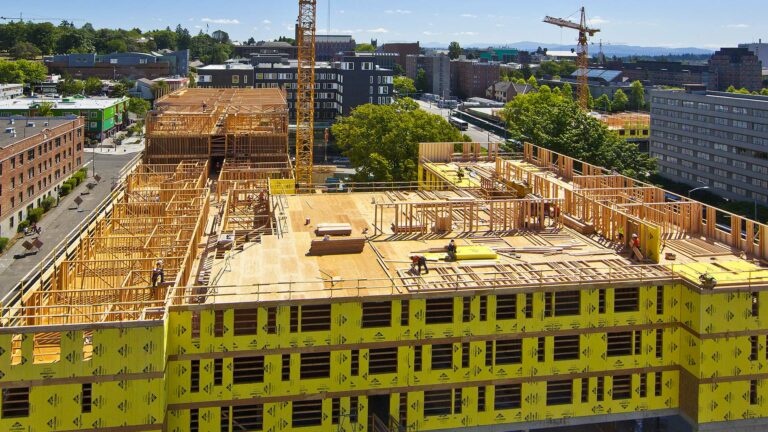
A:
[
  {"xmin": 4, "ymin": 141, "xmax": 768, "ymax": 328},
  {"xmin": 0, "ymin": 96, "xmax": 127, "ymax": 110},
  {"xmin": 0, "ymin": 116, "xmax": 79, "ymax": 149}
]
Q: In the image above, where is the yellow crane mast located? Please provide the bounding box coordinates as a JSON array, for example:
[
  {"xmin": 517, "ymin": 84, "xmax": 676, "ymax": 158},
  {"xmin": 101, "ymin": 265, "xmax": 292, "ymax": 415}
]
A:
[
  {"xmin": 296, "ymin": 0, "xmax": 317, "ymax": 186},
  {"xmin": 544, "ymin": 7, "xmax": 600, "ymax": 110}
]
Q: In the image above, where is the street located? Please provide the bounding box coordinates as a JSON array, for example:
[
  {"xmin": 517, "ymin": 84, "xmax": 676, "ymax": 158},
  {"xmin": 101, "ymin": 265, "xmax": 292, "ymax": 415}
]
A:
[
  {"xmin": 0, "ymin": 150, "xmax": 140, "ymax": 298},
  {"xmin": 416, "ymin": 100, "xmax": 504, "ymax": 144}
]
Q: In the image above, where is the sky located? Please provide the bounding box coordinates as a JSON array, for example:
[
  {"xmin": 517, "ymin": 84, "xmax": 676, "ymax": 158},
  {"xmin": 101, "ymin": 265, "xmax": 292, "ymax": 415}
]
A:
[{"xmin": 8, "ymin": 0, "xmax": 768, "ymax": 49}]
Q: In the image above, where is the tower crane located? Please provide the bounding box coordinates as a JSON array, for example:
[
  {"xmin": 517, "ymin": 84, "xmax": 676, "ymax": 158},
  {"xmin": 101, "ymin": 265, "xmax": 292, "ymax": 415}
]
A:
[
  {"xmin": 295, "ymin": 0, "xmax": 317, "ymax": 186},
  {"xmin": 543, "ymin": 7, "xmax": 600, "ymax": 110}
]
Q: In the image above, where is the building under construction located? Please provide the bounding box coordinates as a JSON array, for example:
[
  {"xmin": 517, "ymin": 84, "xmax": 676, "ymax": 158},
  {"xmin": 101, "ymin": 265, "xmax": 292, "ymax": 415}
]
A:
[{"xmin": 3, "ymin": 89, "xmax": 768, "ymax": 431}]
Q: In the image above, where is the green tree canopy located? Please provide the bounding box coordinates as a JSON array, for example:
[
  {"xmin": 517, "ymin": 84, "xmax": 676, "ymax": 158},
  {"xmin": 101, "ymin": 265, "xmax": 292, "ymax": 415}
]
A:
[
  {"xmin": 562, "ymin": 82, "xmax": 574, "ymax": 100},
  {"xmin": 128, "ymin": 97, "xmax": 151, "ymax": 118},
  {"xmin": 393, "ymin": 76, "xmax": 416, "ymax": 96},
  {"xmin": 36, "ymin": 102, "xmax": 55, "ymax": 117},
  {"xmin": 16, "ymin": 60, "xmax": 47, "ymax": 84},
  {"xmin": 0, "ymin": 61, "xmax": 25, "ymax": 83},
  {"xmin": 331, "ymin": 98, "xmax": 468, "ymax": 182},
  {"xmin": 10, "ymin": 41, "xmax": 42, "ymax": 60},
  {"xmin": 57, "ymin": 76, "xmax": 84, "ymax": 96},
  {"xmin": 629, "ymin": 81, "xmax": 645, "ymax": 111},
  {"xmin": 526, "ymin": 75, "xmax": 538, "ymax": 88},
  {"xmin": 611, "ymin": 89, "xmax": 628, "ymax": 112},
  {"xmin": 355, "ymin": 43, "xmax": 376, "ymax": 53},
  {"xmin": 415, "ymin": 68, "xmax": 428, "ymax": 93},
  {"xmin": 448, "ymin": 41, "xmax": 462, "ymax": 60},
  {"xmin": 84, "ymin": 77, "xmax": 103, "ymax": 95},
  {"xmin": 500, "ymin": 90, "xmax": 655, "ymax": 179},
  {"xmin": 595, "ymin": 94, "xmax": 612, "ymax": 112},
  {"xmin": 111, "ymin": 82, "xmax": 129, "ymax": 98}
]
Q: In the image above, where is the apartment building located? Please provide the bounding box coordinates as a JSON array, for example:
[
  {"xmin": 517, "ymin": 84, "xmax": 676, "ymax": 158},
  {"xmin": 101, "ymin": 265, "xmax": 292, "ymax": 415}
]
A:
[
  {"xmin": 650, "ymin": 86, "xmax": 768, "ymax": 203},
  {"xmin": 606, "ymin": 60, "xmax": 711, "ymax": 88},
  {"xmin": 405, "ymin": 54, "xmax": 451, "ymax": 98},
  {"xmin": 451, "ymin": 59, "xmax": 501, "ymax": 100},
  {"xmin": 0, "ymin": 84, "xmax": 23, "ymax": 101},
  {"xmin": 380, "ymin": 42, "xmax": 420, "ymax": 70},
  {"xmin": 0, "ymin": 116, "xmax": 85, "ymax": 236},
  {"xmin": 197, "ymin": 54, "xmax": 394, "ymax": 125}
]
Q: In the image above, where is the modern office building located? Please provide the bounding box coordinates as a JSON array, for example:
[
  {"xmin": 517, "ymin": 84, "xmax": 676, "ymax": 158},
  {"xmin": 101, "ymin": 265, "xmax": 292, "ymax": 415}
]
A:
[
  {"xmin": 650, "ymin": 85, "xmax": 768, "ymax": 203},
  {"xmin": 45, "ymin": 49, "xmax": 190, "ymax": 80},
  {"xmin": 406, "ymin": 54, "xmax": 451, "ymax": 98},
  {"xmin": 708, "ymin": 47, "xmax": 763, "ymax": 92},
  {"xmin": 0, "ymin": 96, "xmax": 129, "ymax": 142},
  {"xmin": 0, "ymin": 116, "xmax": 85, "ymax": 236},
  {"xmin": 451, "ymin": 59, "xmax": 501, "ymax": 100},
  {"xmin": 197, "ymin": 54, "xmax": 394, "ymax": 125},
  {"xmin": 381, "ymin": 42, "xmax": 421, "ymax": 70}
]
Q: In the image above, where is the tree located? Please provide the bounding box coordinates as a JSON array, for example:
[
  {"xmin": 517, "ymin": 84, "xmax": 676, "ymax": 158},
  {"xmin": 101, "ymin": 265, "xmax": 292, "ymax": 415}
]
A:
[
  {"xmin": 611, "ymin": 89, "xmax": 628, "ymax": 112},
  {"xmin": 629, "ymin": 80, "xmax": 645, "ymax": 111},
  {"xmin": 355, "ymin": 43, "xmax": 376, "ymax": 53},
  {"xmin": 247, "ymin": 37, "xmax": 256, "ymax": 45},
  {"xmin": 393, "ymin": 63, "xmax": 405, "ymax": 76},
  {"xmin": 111, "ymin": 82, "xmax": 129, "ymax": 98},
  {"xmin": 526, "ymin": 75, "xmax": 538, "ymax": 88},
  {"xmin": 15, "ymin": 60, "xmax": 47, "ymax": 84},
  {"xmin": 84, "ymin": 77, "xmax": 103, "ymax": 95},
  {"xmin": 105, "ymin": 39, "xmax": 128, "ymax": 53},
  {"xmin": 276, "ymin": 36, "xmax": 296, "ymax": 45},
  {"xmin": 500, "ymin": 90, "xmax": 655, "ymax": 179},
  {"xmin": 58, "ymin": 76, "xmax": 84, "ymax": 96},
  {"xmin": 331, "ymin": 98, "xmax": 467, "ymax": 182},
  {"xmin": 0, "ymin": 61, "xmax": 24, "ymax": 83},
  {"xmin": 448, "ymin": 41, "xmax": 462, "ymax": 60},
  {"xmin": 10, "ymin": 41, "xmax": 42, "ymax": 60},
  {"xmin": 562, "ymin": 82, "xmax": 574, "ymax": 100},
  {"xmin": 762, "ymin": 88, "xmax": 768, "ymax": 96},
  {"xmin": 726, "ymin": 85, "xmax": 737, "ymax": 93},
  {"xmin": 152, "ymin": 29, "xmax": 178, "ymax": 50},
  {"xmin": 393, "ymin": 76, "xmax": 416, "ymax": 96},
  {"xmin": 128, "ymin": 97, "xmax": 151, "ymax": 118},
  {"xmin": 595, "ymin": 94, "xmax": 612, "ymax": 112},
  {"xmin": 36, "ymin": 102, "xmax": 55, "ymax": 117},
  {"xmin": 188, "ymin": 72, "xmax": 198, "ymax": 88},
  {"xmin": 415, "ymin": 68, "xmax": 428, "ymax": 93}
]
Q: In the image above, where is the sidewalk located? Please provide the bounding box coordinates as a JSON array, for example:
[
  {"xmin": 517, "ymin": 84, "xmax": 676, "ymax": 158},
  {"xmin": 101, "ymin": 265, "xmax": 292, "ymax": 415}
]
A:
[
  {"xmin": 0, "ymin": 152, "xmax": 138, "ymax": 297},
  {"xmin": 85, "ymin": 136, "xmax": 145, "ymax": 155}
]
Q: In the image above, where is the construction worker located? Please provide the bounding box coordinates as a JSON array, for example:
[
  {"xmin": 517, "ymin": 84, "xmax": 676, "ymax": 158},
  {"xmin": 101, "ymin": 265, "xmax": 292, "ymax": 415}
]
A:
[
  {"xmin": 151, "ymin": 260, "xmax": 165, "ymax": 288},
  {"xmin": 457, "ymin": 167, "xmax": 465, "ymax": 183},
  {"xmin": 410, "ymin": 255, "xmax": 429, "ymax": 275},
  {"xmin": 446, "ymin": 239, "xmax": 457, "ymax": 261}
]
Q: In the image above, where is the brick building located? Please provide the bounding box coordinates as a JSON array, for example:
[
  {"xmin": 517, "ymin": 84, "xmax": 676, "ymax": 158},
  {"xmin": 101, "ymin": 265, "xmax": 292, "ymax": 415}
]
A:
[
  {"xmin": 708, "ymin": 47, "xmax": 763, "ymax": 92},
  {"xmin": 0, "ymin": 116, "xmax": 85, "ymax": 236},
  {"xmin": 381, "ymin": 42, "xmax": 421, "ymax": 70},
  {"xmin": 450, "ymin": 60, "xmax": 501, "ymax": 100},
  {"xmin": 606, "ymin": 60, "xmax": 711, "ymax": 88},
  {"xmin": 406, "ymin": 54, "xmax": 451, "ymax": 98}
]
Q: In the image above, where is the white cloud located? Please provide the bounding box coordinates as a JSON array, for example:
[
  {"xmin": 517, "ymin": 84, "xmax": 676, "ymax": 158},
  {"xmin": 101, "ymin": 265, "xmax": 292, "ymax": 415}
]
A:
[
  {"xmin": 454, "ymin": 31, "xmax": 478, "ymax": 36},
  {"xmin": 252, "ymin": 27, "xmax": 259, "ymax": 31},
  {"xmin": 461, "ymin": 14, "xmax": 478, "ymax": 18},
  {"xmin": 422, "ymin": 31, "xmax": 441, "ymax": 36},
  {"xmin": 385, "ymin": 9, "xmax": 412, "ymax": 15},
  {"xmin": 201, "ymin": 18, "xmax": 240, "ymax": 25},
  {"xmin": 367, "ymin": 27, "xmax": 389, "ymax": 34},
  {"xmin": 339, "ymin": 10, "xmax": 345, "ymax": 14},
  {"xmin": 262, "ymin": 19, "xmax": 272, "ymax": 25},
  {"xmin": 587, "ymin": 16, "xmax": 609, "ymax": 25},
  {"xmin": 726, "ymin": 23, "xmax": 750, "ymax": 28}
]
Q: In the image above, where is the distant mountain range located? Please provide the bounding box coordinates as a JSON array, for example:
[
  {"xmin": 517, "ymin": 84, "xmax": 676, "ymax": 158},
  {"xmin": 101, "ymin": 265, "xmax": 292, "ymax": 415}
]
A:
[{"xmin": 421, "ymin": 41, "xmax": 714, "ymax": 57}]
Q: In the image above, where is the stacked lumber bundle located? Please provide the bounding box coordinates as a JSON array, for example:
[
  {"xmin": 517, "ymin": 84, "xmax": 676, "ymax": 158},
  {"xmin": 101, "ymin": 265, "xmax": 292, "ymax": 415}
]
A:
[
  {"xmin": 315, "ymin": 223, "xmax": 353, "ymax": 236},
  {"xmin": 562, "ymin": 214, "xmax": 596, "ymax": 235},
  {"xmin": 308, "ymin": 237, "xmax": 366, "ymax": 256}
]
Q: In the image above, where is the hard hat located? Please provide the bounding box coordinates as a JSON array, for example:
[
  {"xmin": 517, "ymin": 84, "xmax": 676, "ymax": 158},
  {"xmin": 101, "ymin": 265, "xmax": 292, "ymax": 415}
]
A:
[{"xmin": 631, "ymin": 233, "xmax": 638, "ymax": 238}]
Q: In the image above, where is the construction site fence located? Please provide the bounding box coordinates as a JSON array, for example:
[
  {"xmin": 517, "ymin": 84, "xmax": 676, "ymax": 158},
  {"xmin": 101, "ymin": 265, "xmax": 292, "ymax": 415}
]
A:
[{"xmin": 0, "ymin": 153, "xmax": 143, "ymax": 319}]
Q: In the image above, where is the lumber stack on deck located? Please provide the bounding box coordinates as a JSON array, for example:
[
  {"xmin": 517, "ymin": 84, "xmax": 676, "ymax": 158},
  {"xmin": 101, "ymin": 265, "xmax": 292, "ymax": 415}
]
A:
[
  {"xmin": 308, "ymin": 237, "xmax": 366, "ymax": 256},
  {"xmin": 315, "ymin": 223, "xmax": 353, "ymax": 237}
]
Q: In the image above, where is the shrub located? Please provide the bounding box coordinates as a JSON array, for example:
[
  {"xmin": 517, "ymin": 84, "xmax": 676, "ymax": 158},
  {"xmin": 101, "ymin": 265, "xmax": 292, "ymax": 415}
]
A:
[
  {"xmin": 73, "ymin": 171, "xmax": 87, "ymax": 184},
  {"xmin": 27, "ymin": 208, "xmax": 44, "ymax": 223},
  {"xmin": 0, "ymin": 237, "xmax": 8, "ymax": 252},
  {"xmin": 41, "ymin": 196, "xmax": 56, "ymax": 212},
  {"xmin": 59, "ymin": 183, "xmax": 72, "ymax": 196},
  {"xmin": 68, "ymin": 176, "xmax": 80, "ymax": 187},
  {"xmin": 17, "ymin": 220, "xmax": 30, "ymax": 233}
]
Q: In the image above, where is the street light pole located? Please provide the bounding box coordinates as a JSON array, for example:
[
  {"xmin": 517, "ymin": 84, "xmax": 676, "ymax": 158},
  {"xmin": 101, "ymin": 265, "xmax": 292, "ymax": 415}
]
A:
[{"xmin": 687, "ymin": 186, "xmax": 709, "ymax": 198}]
